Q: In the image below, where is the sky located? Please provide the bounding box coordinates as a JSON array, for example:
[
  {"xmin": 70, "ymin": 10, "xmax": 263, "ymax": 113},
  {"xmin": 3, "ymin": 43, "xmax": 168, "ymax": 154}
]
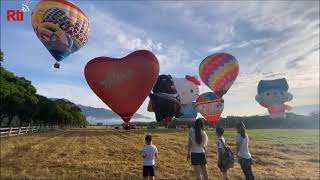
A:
[{"xmin": 1, "ymin": 0, "xmax": 319, "ymax": 120}]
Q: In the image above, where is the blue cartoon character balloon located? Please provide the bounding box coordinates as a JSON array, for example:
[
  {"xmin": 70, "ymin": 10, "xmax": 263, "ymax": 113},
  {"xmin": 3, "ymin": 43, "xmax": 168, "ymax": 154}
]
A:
[
  {"xmin": 173, "ymin": 75, "xmax": 200, "ymax": 122},
  {"xmin": 255, "ymin": 78, "xmax": 293, "ymax": 119}
]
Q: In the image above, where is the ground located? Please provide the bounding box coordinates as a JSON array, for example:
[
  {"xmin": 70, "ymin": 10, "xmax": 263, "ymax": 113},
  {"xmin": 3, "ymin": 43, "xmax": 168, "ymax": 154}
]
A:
[{"xmin": 0, "ymin": 128, "xmax": 319, "ymax": 180}]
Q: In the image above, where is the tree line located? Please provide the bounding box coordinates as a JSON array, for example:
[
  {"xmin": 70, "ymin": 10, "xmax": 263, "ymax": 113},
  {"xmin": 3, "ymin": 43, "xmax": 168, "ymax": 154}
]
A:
[
  {"xmin": 128, "ymin": 112, "xmax": 319, "ymax": 129},
  {"xmin": 0, "ymin": 50, "xmax": 88, "ymax": 128},
  {"xmin": 217, "ymin": 112, "xmax": 319, "ymax": 129}
]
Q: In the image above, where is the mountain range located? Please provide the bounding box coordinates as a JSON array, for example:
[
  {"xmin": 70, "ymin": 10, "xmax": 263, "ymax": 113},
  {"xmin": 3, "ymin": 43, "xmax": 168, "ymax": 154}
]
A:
[
  {"xmin": 77, "ymin": 104, "xmax": 153, "ymax": 125},
  {"xmin": 52, "ymin": 98, "xmax": 318, "ymax": 125}
]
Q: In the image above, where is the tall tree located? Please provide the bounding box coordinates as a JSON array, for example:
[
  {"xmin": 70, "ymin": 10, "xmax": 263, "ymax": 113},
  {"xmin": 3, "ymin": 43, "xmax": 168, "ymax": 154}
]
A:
[
  {"xmin": 0, "ymin": 67, "xmax": 38, "ymax": 126},
  {"xmin": 0, "ymin": 49, "xmax": 3, "ymax": 66},
  {"xmin": 0, "ymin": 67, "xmax": 88, "ymax": 128}
]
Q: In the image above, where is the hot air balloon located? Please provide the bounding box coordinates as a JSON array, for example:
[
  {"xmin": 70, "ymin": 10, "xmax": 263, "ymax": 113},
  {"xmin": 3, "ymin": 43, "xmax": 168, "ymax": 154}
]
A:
[
  {"xmin": 84, "ymin": 50, "xmax": 159, "ymax": 124},
  {"xmin": 195, "ymin": 92, "xmax": 224, "ymax": 123},
  {"xmin": 148, "ymin": 74, "xmax": 182, "ymax": 122},
  {"xmin": 255, "ymin": 78, "xmax": 293, "ymax": 119},
  {"xmin": 31, "ymin": 0, "xmax": 90, "ymax": 68},
  {"xmin": 199, "ymin": 53, "xmax": 239, "ymax": 97},
  {"xmin": 172, "ymin": 75, "xmax": 200, "ymax": 122}
]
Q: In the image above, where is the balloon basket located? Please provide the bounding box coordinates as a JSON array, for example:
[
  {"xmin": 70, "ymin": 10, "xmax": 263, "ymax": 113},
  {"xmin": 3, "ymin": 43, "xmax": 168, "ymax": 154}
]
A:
[
  {"xmin": 54, "ymin": 62, "xmax": 60, "ymax": 69},
  {"xmin": 210, "ymin": 122, "xmax": 217, "ymax": 129}
]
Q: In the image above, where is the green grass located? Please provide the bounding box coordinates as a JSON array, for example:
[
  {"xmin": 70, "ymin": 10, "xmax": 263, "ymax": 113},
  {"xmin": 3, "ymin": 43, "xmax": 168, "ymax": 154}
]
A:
[
  {"xmin": 83, "ymin": 127, "xmax": 320, "ymax": 145},
  {"xmin": 204, "ymin": 128, "xmax": 320, "ymax": 145}
]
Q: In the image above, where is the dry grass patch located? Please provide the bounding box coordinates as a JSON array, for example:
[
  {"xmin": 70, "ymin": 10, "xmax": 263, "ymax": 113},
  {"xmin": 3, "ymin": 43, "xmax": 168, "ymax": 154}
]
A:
[{"xmin": 0, "ymin": 128, "xmax": 319, "ymax": 180}]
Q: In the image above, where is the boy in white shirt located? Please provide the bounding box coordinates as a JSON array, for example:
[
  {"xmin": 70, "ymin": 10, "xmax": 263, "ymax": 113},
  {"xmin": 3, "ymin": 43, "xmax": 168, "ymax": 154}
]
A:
[{"xmin": 142, "ymin": 134, "xmax": 158, "ymax": 180}]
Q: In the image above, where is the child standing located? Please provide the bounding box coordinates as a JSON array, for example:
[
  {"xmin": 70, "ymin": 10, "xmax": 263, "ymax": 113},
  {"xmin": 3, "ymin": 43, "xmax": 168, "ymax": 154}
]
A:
[
  {"xmin": 236, "ymin": 122, "xmax": 255, "ymax": 180},
  {"xmin": 216, "ymin": 126, "xmax": 230, "ymax": 180},
  {"xmin": 142, "ymin": 134, "xmax": 158, "ymax": 180},
  {"xmin": 187, "ymin": 118, "xmax": 208, "ymax": 180}
]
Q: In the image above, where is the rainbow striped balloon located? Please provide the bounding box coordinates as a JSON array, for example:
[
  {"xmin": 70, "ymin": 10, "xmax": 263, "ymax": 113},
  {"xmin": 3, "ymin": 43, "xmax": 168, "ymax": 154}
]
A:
[
  {"xmin": 196, "ymin": 92, "xmax": 221, "ymax": 104},
  {"xmin": 199, "ymin": 53, "xmax": 239, "ymax": 97}
]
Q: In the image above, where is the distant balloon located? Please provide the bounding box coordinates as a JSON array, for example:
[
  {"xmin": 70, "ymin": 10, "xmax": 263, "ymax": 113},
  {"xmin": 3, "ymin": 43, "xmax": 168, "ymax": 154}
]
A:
[
  {"xmin": 173, "ymin": 75, "xmax": 200, "ymax": 122},
  {"xmin": 148, "ymin": 74, "xmax": 182, "ymax": 122},
  {"xmin": 85, "ymin": 50, "xmax": 159, "ymax": 123},
  {"xmin": 255, "ymin": 78, "xmax": 293, "ymax": 119},
  {"xmin": 199, "ymin": 53, "xmax": 239, "ymax": 96},
  {"xmin": 195, "ymin": 92, "xmax": 224, "ymax": 123},
  {"xmin": 32, "ymin": 0, "xmax": 90, "ymax": 68}
]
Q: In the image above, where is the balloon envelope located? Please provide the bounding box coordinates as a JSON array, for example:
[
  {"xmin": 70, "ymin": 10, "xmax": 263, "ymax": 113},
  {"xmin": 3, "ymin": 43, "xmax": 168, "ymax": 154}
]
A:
[
  {"xmin": 199, "ymin": 53, "xmax": 239, "ymax": 96},
  {"xmin": 32, "ymin": 0, "xmax": 90, "ymax": 63},
  {"xmin": 148, "ymin": 75, "xmax": 182, "ymax": 122},
  {"xmin": 173, "ymin": 75, "xmax": 200, "ymax": 105},
  {"xmin": 195, "ymin": 92, "xmax": 224, "ymax": 123},
  {"xmin": 178, "ymin": 103, "xmax": 198, "ymax": 122},
  {"xmin": 85, "ymin": 50, "xmax": 159, "ymax": 123},
  {"xmin": 255, "ymin": 78, "xmax": 293, "ymax": 119},
  {"xmin": 172, "ymin": 75, "xmax": 200, "ymax": 122}
]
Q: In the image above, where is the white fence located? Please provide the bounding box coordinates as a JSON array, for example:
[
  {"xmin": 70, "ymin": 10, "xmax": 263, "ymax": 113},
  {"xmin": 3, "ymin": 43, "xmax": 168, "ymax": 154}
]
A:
[{"xmin": 0, "ymin": 126, "xmax": 44, "ymax": 137}]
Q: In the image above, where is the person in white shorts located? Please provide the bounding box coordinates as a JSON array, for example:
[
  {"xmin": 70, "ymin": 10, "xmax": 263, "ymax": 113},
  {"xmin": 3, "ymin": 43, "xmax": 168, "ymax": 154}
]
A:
[
  {"xmin": 187, "ymin": 118, "xmax": 208, "ymax": 180},
  {"xmin": 236, "ymin": 122, "xmax": 255, "ymax": 180}
]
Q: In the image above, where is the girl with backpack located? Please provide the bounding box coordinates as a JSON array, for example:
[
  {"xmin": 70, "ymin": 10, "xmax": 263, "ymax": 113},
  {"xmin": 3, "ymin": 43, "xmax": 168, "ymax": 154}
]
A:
[
  {"xmin": 187, "ymin": 118, "xmax": 209, "ymax": 180},
  {"xmin": 216, "ymin": 126, "xmax": 231, "ymax": 180},
  {"xmin": 236, "ymin": 122, "xmax": 255, "ymax": 180}
]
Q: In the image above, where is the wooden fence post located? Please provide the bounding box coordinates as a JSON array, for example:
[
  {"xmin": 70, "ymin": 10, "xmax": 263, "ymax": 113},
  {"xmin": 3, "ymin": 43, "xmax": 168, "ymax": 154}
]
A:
[
  {"xmin": 26, "ymin": 126, "xmax": 29, "ymax": 134},
  {"xmin": 18, "ymin": 127, "xmax": 22, "ymax": 135},
  {"xmin": 9, "ymin": 127, "xmax": 12, "ymax": 137}
]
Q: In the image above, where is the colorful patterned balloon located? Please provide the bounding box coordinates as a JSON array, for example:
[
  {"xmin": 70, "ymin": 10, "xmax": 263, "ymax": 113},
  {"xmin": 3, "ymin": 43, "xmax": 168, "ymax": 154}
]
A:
[
  {"xmin": 195, "ymin": 92, "xmax": 224, "ymax": 123},
  {"xmin": 31, "ymin": 0, "xmax": 90, "ymax": 68},
  {"xmin": 199, "ymin": 53, "xmax": 239, "ymax": 96}
]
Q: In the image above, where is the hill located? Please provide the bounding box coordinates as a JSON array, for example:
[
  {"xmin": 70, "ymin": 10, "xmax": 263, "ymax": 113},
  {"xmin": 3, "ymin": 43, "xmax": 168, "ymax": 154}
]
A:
[{"xmin": 77, "ymin": 104, "xmax": 153, "ymax": 125}]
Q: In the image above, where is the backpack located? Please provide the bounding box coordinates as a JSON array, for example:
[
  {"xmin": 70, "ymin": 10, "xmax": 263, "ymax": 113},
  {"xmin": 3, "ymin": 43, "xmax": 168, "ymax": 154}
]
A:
[{"xmin": 219, "ymin": 139, "xmax": 235, "ymax": 169}]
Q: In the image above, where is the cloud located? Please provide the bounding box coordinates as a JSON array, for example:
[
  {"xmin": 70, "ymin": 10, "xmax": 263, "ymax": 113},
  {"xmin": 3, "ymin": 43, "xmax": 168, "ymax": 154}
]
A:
[
  {"xmin": 209, "ymin": 43, "xmax": 232, "ymax": 52},
  {"xmin": 73, "ymin": 4, "xmax": 196, "ymax": 77},
  {"xmin": 286, "ymin": 47, "xmax": 319, "ymax": 69},
  {"xmin": 264, "ymin": 73, "xmax": 286, "ymax": 79},
  {"xmin": 34, "ymin": 82, "xmax": 106, "ymax": 109},
  {"xmin": 208, "ymin": 38, "xmax": 271, "ymax": 52},
  {"xmin": 2, "ymin": 0, "xmax": 318, "ymax": 117},
  {"xmin": 88, "ymin": 5, "xmax": 163, "ymax": 53}
]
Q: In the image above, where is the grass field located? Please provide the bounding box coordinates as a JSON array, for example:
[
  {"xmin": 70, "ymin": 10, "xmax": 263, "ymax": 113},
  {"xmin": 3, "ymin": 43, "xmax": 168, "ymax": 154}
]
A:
[{"xmin": 0, "ymin": 128, "xmax": 319, "ymax": 180}]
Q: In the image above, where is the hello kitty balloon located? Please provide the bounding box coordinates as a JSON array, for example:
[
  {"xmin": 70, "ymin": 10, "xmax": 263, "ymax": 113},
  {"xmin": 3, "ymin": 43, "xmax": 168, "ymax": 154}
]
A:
[{"xmin": 173, "ymin": 75, "xmax": 201, "ymax": 122}]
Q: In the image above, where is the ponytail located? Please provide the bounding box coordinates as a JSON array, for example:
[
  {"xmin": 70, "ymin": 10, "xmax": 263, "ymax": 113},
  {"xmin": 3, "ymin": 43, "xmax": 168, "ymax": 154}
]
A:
[
  {"xmin": 236, "ymin": 122, "xmax": 246, "ymax": 138},
  {"xmin": 194, "ymin": 118, "xmax": 204, "ymax": 144},
  {"xmin": 239, "ymin": 128, "xmax": 246, "ymax": 138}
]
